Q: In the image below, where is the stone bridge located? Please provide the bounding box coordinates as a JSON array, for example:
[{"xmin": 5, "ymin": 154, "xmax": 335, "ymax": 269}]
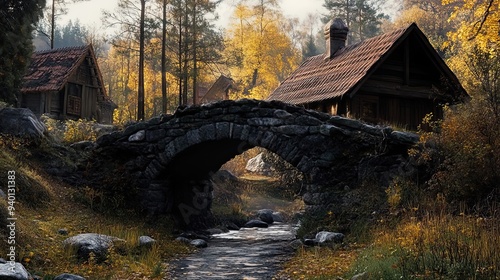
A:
[{"xmin": 94, "ymin": 99, "xmax": 419, "ymax": 228}]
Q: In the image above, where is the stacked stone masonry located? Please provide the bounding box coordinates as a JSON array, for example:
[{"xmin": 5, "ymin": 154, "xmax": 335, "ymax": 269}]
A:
[{"xmin": 95, "ymin": 99, "xmax": 419, "ymax": 227}]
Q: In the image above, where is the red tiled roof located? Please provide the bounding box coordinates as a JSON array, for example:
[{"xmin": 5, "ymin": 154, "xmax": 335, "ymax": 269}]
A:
[
  {"xmin": 21, "ymin": 45, "xmax": 91, "ymax": 93},
  {"xmin": 267, "ymin": 25, "xmax": 413, "ymax": 104}
]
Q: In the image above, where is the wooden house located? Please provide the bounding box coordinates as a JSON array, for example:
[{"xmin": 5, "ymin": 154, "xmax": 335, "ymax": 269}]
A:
[
  {"xmin": 268, "ymin": 19, "xmax": 469, "ymax": 130},
  {"xmin": 20, "ymin": 44, "xmax": 116, "ymax": 124},
  {"xmin": 198, "ymin": 75, "xmax": 234, "ymax": 104}
]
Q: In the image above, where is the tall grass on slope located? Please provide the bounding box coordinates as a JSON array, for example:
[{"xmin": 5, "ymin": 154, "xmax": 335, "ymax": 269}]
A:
[{"xmin": 349, "ymin": 211, "xmax": 499, "ymax": 279}]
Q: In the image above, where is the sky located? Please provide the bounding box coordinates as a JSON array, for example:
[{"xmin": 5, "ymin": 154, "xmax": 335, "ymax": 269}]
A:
[{"xmin": 61, "ymin": 0, "xmax": 327, "ymax": 33}]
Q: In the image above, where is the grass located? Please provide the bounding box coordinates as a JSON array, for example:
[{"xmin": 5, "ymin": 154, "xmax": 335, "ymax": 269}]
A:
[
  {"xmin": 276, "ymin": 244, "xmax": 363, "ymax": 279},
  {"xmin": 0, "ymin": 136, "xmax": 192, "ymax": 279},
  {"xmin": 345, "ymin": 211, "xmax": 500, "ymax": 279},
  {"xmin": 278, "ymin": 205, "xmax": 500, "ymax": 280},
  {"xmin": 276, "ymin": 170, "xmax": 499, "ymax": 280},
  {"xmin": 6, "ymin": 126, "xmax": 497, "ymax": 279},
  {"xmin": 211, "ymin": 173, "xmax": 305, "ymax": 225}
]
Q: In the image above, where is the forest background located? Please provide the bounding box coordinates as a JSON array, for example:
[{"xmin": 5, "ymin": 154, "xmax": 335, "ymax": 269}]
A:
[{"xmin": 1, "ymin": 0, "xmax": 499, "ymax": 126}]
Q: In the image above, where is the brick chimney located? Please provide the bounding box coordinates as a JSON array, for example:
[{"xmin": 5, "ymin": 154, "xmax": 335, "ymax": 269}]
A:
[{"xmin": 324, "ymin": 18, "xmax": 349, "ymax": 59}]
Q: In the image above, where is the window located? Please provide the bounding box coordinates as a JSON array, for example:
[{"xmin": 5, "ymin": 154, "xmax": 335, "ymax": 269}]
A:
[
  {"xmin": 67, "ymin": 95, "xmax": 81, "ymax": 115},
  {"xmin": 67, "ymin": 83, "xmax": 82, "ymax": 116}
]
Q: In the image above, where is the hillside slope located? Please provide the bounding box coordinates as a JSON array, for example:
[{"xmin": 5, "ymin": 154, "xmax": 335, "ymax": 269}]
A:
[{"xmin": 0, "ymin": 136, "xmax": 191, "ymax": 279}]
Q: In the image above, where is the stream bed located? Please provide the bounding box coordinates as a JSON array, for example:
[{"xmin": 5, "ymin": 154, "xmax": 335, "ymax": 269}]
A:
[{"xmin": 168, "ymin": 223, "xmax": 297, "ymax": 279}]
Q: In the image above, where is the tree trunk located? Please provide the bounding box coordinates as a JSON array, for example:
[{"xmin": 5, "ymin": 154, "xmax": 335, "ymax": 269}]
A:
[
  {"xmin": 178, "ymin": 14, "xmax": 183, "ymax": 106},
  {"xmin": 182, "ymin": 0, "xmax": 189, "ymax": 106},
  {"xmin": 51, "ymin": 0, "xmax": 55, "ymax": 49},
  {"xmin": 137, "ymin": 0, "xmax": 146, "ymax": 121},
  {"xmin": 161, "ymin": 0, "xmax": 168, "ymax": 114},
  {"xmin": 192, "ymin": 0, "xmax": 197, "ymax": 106}
]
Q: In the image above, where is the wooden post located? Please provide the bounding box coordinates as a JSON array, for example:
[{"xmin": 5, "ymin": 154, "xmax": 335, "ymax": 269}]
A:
[
  {"xmin": 40, "ymin": 93, "xmax": 46, "ymax": 114},
  {"xmin": 404, "ymin": 40, "xmax": 410, "ymax": 85},
  {"xmin": 63, "ymin": 86, "xmax": 68, "ymax": 119}
]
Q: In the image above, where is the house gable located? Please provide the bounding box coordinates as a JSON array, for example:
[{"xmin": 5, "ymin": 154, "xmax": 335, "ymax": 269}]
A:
[
  {"xmin": 20, "ymin": 45, "xmax": 115, "ymax": 124},
  {"xmin": 199, "ymin": 75, "xmax": 233, "ymax": 104},
  {"xmin": 352, "ymin": 24, "xmax": 465, "ymax": 103},
  {"xmin": 268, "ymin": 21, "xmax": 468, "ymax": 130}
]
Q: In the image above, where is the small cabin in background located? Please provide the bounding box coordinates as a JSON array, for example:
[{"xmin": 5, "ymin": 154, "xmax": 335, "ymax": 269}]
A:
[
  {"xmin": 268, "ymin": 19, "xmax": 468, "ymax": 130},
  {"xmin": 20, "ymin": 44, "xmax": 116, "ymax": 124},
  {"xmin": 198, "ymin": 75, "xmax": 234, "ymax": 104}
]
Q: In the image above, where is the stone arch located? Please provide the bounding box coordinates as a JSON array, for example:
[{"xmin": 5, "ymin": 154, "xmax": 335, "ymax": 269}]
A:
[
  {"xmin": 93, "ymin": 99, "xmax": 419, "ymax": 228},
  {"xmin": 141, "ymin": 122, "xmax": 317, "ymax": 228},
  {"xmin": 145, "ymin": 123, "xmax": 312, "ymax": 181}
]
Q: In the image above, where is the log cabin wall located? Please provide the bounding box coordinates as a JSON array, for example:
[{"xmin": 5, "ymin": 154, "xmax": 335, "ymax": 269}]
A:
[
  {"xmin": 21, "ymin": 45, "xmax": 115, "ymax": 124},
  {"xmin": 63, "ymin": 57, "xmax": 100, "ymax": 120}
]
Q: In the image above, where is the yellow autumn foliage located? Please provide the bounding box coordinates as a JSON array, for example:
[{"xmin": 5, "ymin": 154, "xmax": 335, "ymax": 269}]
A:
[
  {"xmin": 444, "ymin": 0, "xmax": 499, "ymax": 49},
  {"xmin": 224, "ymin": 1, "xmax": 301, "ymax": 100}
]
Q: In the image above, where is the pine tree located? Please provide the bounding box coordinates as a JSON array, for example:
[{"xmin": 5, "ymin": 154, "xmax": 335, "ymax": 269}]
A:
[
  {"xmin": 167, "ymin": 0, "xmax": 222, "ymax": 106},
  {"xmin": 302, "ymin": 34, "xmax": 319, "ymax": 59},
  {"xmin": 322, "ymin": 0, "xmax": 387, "ymax": 43},
  {"xmin": 0, "ymin": 0, "xmax": 46, "ymax": 105},
  {"xmin": 36, "ymin": 0, "xmax": 90, "ymax": 49}
]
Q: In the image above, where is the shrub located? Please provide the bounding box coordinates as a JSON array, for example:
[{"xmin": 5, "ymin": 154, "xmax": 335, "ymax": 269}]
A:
[
  {"xmin": 42, "ymin": 117, "xmax": 98, "ymax": 144},
  {"xmin": 63, "ymin": 119, "xmax": 97, "ymax": 143},
  {"xmin": 41, "ymin": 115, "xmax": 65, "ymax": 142},
  {"xmin": 421, "ymin": 100, "xmax": 500, "ymax": 205},
  {"xmin": 385, "ymin": 176, "xmax": 424, "ymax": 214}
]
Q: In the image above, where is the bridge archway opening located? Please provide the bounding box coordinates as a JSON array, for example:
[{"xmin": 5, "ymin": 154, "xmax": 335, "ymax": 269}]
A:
[
  {"xmin": 155, "ymin": 138, "xmax": 306, "ymax": 229},
  {"xmin": 219, "ymin": 147, "xmax": 306, "ymax": 219},
  {"xmin": 162, "ymin": 139, "xmax": 253, "ymax": 179}
]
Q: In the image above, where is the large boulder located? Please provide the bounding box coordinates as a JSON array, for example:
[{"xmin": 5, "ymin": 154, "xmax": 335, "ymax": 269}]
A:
[
  {"xmin": 243, "ymin": 219, "xmax": 269, "ymax": 228},
  {"xmin": 272, "ymin": 212, "xmax": 285, "ymax": 223},
  {"xmin": 0, "ymin": 261, "xmax": 30, "ymax": 280},
  {"xmin": 257, "ymin": 209, "xmax": 274, "ymax": 224},
  {"xmin": 138, "ymin": 236, "xmax": 156, "ymax": 248},
  {"xmin": 62, "ymin": 233, "xmax": 125, "ymax": 262},
  {"xmin": 315, "ymin": 231, "xmax": 344, "ymax": 245},
  {"xmin": 0, "ymin": 107, "xmax": 46, "ymax": 140},
  {"xmin": 190, "ymin": 239, "xmax": 208, "ymax": 248},
  {"xmin": 245, "ymin": 153, "xmax": 274, "ymax": 175}
]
